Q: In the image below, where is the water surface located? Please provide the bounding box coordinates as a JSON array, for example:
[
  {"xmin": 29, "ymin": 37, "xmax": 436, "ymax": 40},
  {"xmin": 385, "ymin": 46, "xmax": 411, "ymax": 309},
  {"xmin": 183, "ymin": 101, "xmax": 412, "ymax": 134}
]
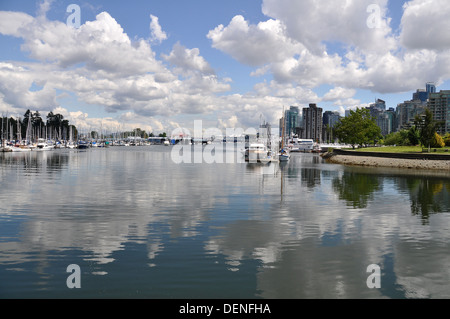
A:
[{"xmin": 0, "ymin": 146, "xmax": 449, "ymax": 298}]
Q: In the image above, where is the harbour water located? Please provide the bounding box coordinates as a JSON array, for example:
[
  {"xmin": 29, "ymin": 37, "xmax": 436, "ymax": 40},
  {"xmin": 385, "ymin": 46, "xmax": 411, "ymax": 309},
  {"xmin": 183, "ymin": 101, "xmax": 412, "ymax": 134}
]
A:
[{"xmin": 1, "ymin": 145, "xmax": 450, "ymax": 299}]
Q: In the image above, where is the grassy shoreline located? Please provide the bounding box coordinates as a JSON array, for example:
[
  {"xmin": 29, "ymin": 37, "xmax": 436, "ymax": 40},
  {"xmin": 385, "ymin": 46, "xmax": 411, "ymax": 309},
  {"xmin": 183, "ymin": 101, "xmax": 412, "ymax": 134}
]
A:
[{"xmin": 347, "ymin": 146, "xmax": 450, "ymax": 154}]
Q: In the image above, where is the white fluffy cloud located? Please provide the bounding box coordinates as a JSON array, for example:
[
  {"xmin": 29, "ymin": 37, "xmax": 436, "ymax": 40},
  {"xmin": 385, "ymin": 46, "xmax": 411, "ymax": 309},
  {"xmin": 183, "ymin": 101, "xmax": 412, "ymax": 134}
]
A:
[
  {"xmin": 400, "ymin": 0, "xmax": 450, "ymax": 51},
  {"xmin": 150, "ymin": 14, "xmax": 168, "ymax": 44},
  {"xmin": 162, "ymin": 42, "xmax": 215, "ymax": 76},
  {"xmin": 208, "ymin": 0, "xmax": 450, "ymax": 95},
  {"xmin": 0, "ymin": 9, "xmax": 237, "ymax": 130},
  {"xmin": 207, "ymin": 15, "xmax": 304, "ymax": 66}
]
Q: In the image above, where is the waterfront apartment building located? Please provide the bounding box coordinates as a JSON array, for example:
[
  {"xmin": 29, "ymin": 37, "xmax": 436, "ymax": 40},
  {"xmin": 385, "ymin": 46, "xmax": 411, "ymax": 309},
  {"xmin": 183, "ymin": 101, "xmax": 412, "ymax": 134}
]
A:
[
  {"xmin": 396, "ymin": 99, "xmax": 427, "ymax": 131},
  {"xmin": 427, "ymin": 90, "xmax": 450, "ymax": 134},
  {"xmin": 284, "ymin": 106, "xmax": 301, "ymax": 138},
  {"xmin": 322, "ymin": 111, "xmax": 341, "ymax": 142},
  {"xmin": 302, "ymin": 103, "xmax": 323, "ymax": 142},
  {"xmin": 368, "ymin": 99, "xmax": 395, "ymax": 136}
]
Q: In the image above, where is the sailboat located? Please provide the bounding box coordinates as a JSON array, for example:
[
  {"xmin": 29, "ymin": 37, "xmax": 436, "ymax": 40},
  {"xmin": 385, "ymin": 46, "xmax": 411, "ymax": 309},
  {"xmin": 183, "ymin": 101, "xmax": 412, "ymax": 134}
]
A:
[{"xmin": 278, "ymin": 107, "xmax": 290, "ymax": 162}]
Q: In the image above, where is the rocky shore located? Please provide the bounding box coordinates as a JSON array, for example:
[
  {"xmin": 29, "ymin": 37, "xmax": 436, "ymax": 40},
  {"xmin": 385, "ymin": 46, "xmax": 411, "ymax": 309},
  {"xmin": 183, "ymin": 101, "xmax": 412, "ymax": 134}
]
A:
[{"xmin": 322, "ymin": 152, "xmax": 450, "ymax": 171}]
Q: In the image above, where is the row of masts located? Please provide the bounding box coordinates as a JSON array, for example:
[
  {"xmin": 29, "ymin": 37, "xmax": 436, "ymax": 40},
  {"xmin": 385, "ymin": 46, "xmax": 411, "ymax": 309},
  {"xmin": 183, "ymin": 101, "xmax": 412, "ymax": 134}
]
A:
[{"xmin": 1, "ymin": 115, "xmax": 74, "ymax": 146}]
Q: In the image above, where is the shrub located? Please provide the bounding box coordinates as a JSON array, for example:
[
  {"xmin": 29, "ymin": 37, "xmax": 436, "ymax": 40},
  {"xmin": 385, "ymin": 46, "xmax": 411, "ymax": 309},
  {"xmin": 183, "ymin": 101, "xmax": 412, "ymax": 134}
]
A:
[
  {"xmin": 444, "ymin": 133, "xmax": 450, "ymax": 147},
  {"xmin": 431, "ymin": 132, "xmax": 445, "ymax": 148}
]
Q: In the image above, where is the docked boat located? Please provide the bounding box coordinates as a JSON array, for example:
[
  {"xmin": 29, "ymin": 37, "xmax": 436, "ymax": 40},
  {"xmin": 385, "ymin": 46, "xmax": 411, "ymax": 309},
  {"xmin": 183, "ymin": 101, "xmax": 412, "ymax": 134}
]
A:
[
  {"xmin": 35, "ymin": 139, "xmax": 54, "ymax": 151},
  {"xmin": 279, "ymin": 149, "xmax": 290, "ymax": 162},
  {"xmin": 247, "ymin": 143, "xmax": 278, "ymax": 163},
  {"xmin": 288, "ymin": 139, "xmax": 314, "ymax": 152},
  {"xmin": 248, "ymin": 143, "xmax": 267, "ymax": 162},
  {"xmin": 77, "ymin": 140, "xmax": 90, "ymax": 149}
]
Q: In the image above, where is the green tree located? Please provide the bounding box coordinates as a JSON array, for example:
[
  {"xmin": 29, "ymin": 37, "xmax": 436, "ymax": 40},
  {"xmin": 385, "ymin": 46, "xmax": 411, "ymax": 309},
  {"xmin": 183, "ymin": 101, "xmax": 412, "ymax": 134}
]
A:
[
  {"xmin": 334, "ymin": 108, "xmax": 382, "ymax": 148},
  {"xmin": 444, "ymin": 133, "xmax": 450, "ymax": 147},
  {"xmin": 431, "ymin": 132, "xmax": 445, "ymax": 148},
  {"xmin": 384, "ymin": 131, "xmax": 404, "ymax": 146},
  {"xmin": 407, "ymin": 125, "xmax": 420, "ymax": 146},
  {"xmin": 414, "ymin": 108, "xmax": 440, "ymax": 149}
]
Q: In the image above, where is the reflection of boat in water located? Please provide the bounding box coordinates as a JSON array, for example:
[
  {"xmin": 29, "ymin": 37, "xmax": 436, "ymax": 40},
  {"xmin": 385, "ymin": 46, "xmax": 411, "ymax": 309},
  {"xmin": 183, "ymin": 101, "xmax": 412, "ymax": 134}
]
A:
[
  {"xmin": 10, "ymin": 146, "xmax": 31, "ymax": 152},
  {"xmin": 1, "ymin": 144, "xmax": 31, "ymax": 152}
]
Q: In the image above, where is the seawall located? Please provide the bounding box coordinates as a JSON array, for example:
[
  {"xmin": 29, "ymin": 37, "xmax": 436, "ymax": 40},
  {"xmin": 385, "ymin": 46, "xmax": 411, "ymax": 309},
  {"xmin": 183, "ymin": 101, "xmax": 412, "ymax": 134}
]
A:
[{"xmin": 322, "ymin": 149, "xmax": 450, "ymax": 171}]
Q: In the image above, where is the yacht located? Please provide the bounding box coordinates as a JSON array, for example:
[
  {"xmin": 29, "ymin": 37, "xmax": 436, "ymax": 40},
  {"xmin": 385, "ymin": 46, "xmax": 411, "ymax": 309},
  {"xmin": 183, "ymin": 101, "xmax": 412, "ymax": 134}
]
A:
[
  {"xmin": 288, "ymin": 139, "xmax": 314, "ymax": 152},
  {"xmin": 247, "ymin": 143, "xmax": 278, "ymax": 163},
  {"xmin": 77, "ymin": 140, "xmax": 90, "ymax": 149},
  {"xmin": 36, "ymin": 139, "xmax": 54, "ymax": 151}
]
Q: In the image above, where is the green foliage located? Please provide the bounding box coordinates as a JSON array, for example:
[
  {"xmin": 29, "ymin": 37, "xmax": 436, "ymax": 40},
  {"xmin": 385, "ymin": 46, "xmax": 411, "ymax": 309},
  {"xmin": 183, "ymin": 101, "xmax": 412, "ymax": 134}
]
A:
[
  {"xmin": 407, "ymin": 125, "xmax": 420, "ymax": 146},
  {"xmin": 334, "ymin": 108, "xmax": 382, "ymax": 148},
  {"xmin": 431, "ymin": 132, "xmax": 445, "ymax": 148},
  {"xmin": 383, "ymin": 126, "xmax": 420, "ymax": 146},
  {"xmin": 414, "ymin": 108, "xmax": 440, "ymax": 148},
  {"xmin": 444, "ymin": 133, "xmax": 450, "ymax": 147}
]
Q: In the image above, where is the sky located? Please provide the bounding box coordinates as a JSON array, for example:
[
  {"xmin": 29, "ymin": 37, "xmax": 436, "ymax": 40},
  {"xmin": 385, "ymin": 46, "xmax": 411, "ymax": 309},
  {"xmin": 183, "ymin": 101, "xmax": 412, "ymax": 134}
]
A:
[{"xmin": 1, "ymin": 0, "xmax": 450, "ymax": 136}]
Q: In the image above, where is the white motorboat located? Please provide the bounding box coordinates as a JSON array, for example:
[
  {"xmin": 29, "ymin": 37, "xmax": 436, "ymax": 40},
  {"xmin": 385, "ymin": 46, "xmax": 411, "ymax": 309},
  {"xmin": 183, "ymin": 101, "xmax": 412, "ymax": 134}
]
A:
[
  {"xmin": 35, "ymin": 139, "xmax": 54, "ymax": 151},
  {"xmin": 288, "ymin": 139, "xmax": 314, "ymax": 152},
  {"xmin": 248, "ymin": 143, "xmax": 278, "ymax": 163}
]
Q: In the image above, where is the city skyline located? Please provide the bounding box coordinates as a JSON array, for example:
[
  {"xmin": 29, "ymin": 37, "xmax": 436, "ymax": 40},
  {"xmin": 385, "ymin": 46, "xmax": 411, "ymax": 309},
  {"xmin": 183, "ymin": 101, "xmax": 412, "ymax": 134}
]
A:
[{"xmin": 1, "ymin": 0, "xmax": 450, "ymax": 134}]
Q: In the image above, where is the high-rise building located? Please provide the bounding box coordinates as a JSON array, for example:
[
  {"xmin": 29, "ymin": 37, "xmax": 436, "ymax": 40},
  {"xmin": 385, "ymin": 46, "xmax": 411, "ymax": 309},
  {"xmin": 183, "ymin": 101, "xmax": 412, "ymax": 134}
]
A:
[
  {"xmin": 412, "ymin": 89, "xmax": 429, "ymax": 103},
  {"xmin": 323, "ymin": 111, "xmax": 341, "ymax": 128},
  {"xmin": 395, "ymin": 83, "xmax": 434, "ymax": 131},
  {"xmin": 427, "ymin": 90, "xmax": 450, "ymax": 134},
  {"xmin": 302, "ymin": 103, "xmax": 323, "ymax": 142},
  {"xmin": 281, "ymin": 106, "xmax": 301, "ymax": 138},
  {"xmin": 368, "ymin": 99, "xmax": 392, "ymax": 136},
  {"xmin": 322, "ymin": 111, "xmax": 341, "ymax": 142},
  {"xmin": 396, "ymin": 100, "xmax": 427, "ymax": 131},
  {"xmin": 426, "ymin": 82, "xmax": 436, "ymax": 94}
]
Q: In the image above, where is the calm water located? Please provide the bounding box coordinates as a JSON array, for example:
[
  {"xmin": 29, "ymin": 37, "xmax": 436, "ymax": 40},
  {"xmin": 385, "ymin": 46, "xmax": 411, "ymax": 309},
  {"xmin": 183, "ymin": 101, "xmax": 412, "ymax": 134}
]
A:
[{"xmin": 1, "ymin": 145, "xmax": 450, "ymax": 299}]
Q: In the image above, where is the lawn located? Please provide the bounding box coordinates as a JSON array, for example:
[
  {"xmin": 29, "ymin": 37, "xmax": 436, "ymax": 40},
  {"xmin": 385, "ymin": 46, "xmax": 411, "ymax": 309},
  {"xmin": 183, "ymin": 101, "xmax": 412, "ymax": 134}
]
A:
[{"xmin": 349, "ymin": 146, "xmax": 450, "ymax": 154}]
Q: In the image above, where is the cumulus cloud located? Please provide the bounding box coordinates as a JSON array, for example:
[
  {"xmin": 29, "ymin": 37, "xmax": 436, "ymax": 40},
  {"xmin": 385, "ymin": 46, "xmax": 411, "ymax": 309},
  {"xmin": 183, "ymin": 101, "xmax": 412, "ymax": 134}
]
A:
[
  {"xmin": 162, "ymin": 42, "xmax": 215, "ymax": 76},
  {"xmin": 149, "ymin": 14, "xmax": 167, "ymax": 44},
  {"xmin": 207, "ymin": 15, "xmax": 304, "ymax": 67},
  {"xmin": 207, "ymin": 0, "xmax": 450, "ymax": 95},
  {"xmin": 0, "ymin": 8, "xmax": 234, "ymax": 126},
  {"xmin": 400, "ymin": 0, "xmax": 450, "ymax": 51},
  {"xmin": 322, "ymin": 87, "xmax": 357, "ymax": 102}
]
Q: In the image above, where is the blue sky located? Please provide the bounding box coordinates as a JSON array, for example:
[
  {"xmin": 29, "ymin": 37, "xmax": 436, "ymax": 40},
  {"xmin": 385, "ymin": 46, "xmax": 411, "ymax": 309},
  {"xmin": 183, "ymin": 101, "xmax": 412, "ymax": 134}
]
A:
[{"xmin": 0, "ymin": 0, "xmax": 449, "ymax": 134}]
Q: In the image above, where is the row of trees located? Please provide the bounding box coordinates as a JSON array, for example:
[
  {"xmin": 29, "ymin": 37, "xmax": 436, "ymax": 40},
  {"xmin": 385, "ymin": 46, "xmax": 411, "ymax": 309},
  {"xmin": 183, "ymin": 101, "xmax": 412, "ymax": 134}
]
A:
[
  {"xmin": 384, "ymin": 109, "xmax": 450, "ymax": 148},
  {"xmin": 333, "ymin": 107, "xmax": 449, "ymax": 149}
]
